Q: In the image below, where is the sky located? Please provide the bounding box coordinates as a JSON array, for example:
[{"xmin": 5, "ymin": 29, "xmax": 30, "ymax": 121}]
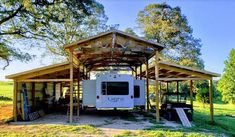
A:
[{"xmin": 1, "ymin": 0, "xmax": 235, "ymax": 81}]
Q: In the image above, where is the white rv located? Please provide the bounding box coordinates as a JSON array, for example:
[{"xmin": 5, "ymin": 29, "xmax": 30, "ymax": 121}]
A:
[{"xmin": 82, "ymin": 73, "xmax": 145, "ymax": 110}]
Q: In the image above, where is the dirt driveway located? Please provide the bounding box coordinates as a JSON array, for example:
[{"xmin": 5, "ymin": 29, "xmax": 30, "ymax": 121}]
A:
[{"xmin": 10, "ymin": 111, "xmax": 180, "ymax": 136}]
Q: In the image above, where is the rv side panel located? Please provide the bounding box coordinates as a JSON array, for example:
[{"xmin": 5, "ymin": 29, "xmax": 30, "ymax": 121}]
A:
[
  {"xmin": 134, "ymin": 80, "xmax": 146, "ymax": 107},
  {"xmin": 82, "ymin": 80, "xmax": 96, "ymax": 107}
]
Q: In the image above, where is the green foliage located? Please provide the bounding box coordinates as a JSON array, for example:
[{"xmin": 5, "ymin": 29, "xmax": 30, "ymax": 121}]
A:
[
  {"xmin": 196, "ymin": 87, "xmax": 209, "ymax": 104},
  {"xmin": 218, "ymin": 49, "xmax": 235, "ymax": 104},
  {"xmin": 195, "ymin": 81, "xmax": 221, "ymax": 104},
  {"xmin": 137, "ymin": 3, "xmax": 204, "ymax": 69},
  {"xmin": 124, "ymin": 28, "xmax": 138, "ymax": 36},
  {"xmin": 0, "ymin": 0, "xmax": 107, "ymax": 67}
]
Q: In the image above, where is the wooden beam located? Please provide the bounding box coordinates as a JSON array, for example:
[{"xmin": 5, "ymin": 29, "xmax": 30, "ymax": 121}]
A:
[
  {"xmin": 94, "ymin": 68, "xmax": 131, "ymax": 71},
  {"xmin": 166, "ymin": 82, "xmax": 169, "ymax": 102},
  {"xmin": 82, "ymin": 66, "xmax": 85, "ymax": 79},
  {"xmin": 84, "ymin": 58, "xmax": 141, "ymax": 66},
  {"xmin": 155, "ymin": 51, "xmax": 160, "ymax": 122},
  {"xmin": 159, "ymin": 82, "xmax": 162, "ymax": 105},
  {"xmin": 140, "ymin": 65, "xmax": 142, "ymax": 80},
  {"xmin": 145, "ymin": 60, "xmax": 149, "ymax": 112},
  {"xmin": 89, "ymin": 64, "xmax": 135, "ymax": 71},
  {"xmin": 190, "ymin": 80, "xmax": 193, "ymax": 117},
  {"xmin": 155, "ymin": 77, "xmax": 209, "ymax": 81},
  {"xmin": 69, "ymin": 50, "xmax": 74, "ymax": 123},
  {"xmin": 159, "ymin": 63, "xmax": 211, "ymax": 79},
  {"xmin": 6, "ymin": 62, "xmax": 70, "ymax": 79},
  {"xmin": 81, "ymin": 53, "xmax": 146, "ymax": 58},
  {"xmin": 17, "ymin": 79, "xmax": 71, "ymax": 82},
  {"xmin": 209, "ymin": 79, "xmax": 214, "ymax": 123},
  {"xmin": 14, "ymin": 65, "xmax": 70, "ymax": 80},
  {"xmin": 77, "ymin": 68, "xmax": 80, "ymax": 116},
  {"xmin": 135, "ymin": 66, "xmax": 137, "ymax": 79},
  {"xmin": 176, "ymin": 81, "xmax": 179, "ymax": 103},
  {"xmin": 32, "ymin": 82, "xmax": 35, "ymax": 109},
  {"xmin": 13, "ymin": 81, "xmax": 17, "ymax": 121}
]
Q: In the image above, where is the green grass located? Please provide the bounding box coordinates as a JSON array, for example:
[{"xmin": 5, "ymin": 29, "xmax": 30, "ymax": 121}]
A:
[
  {"xmin": 113, "ymin": 101, "xmax": 235, "ymax": 137},
  {"xmin": 0, "ymin": 81, "xmax": 13, "ymax": 105},
  {"xmin": 192, "ymin": 102, "xmax": 235, "ymax": 136},
  {"xmin": 115, "ymin": 130, "xmax": 214, "ymax": 137},
  {"xmin": 0, "ymin": 124, "xmax": 103, "ymax": 137}
]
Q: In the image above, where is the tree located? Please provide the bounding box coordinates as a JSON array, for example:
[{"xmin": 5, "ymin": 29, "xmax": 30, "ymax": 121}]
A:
[
  {"xmin": 218, "ymin": 49, "xmax": 235, "ymax": 104},
  {"xmin": 124, "ymin": 28, "xmax": 137, "ymax": 36},
  {"xmin": 0, "ymin": 0, "xmax": 107, "ymax": 68},
  {"xmin": 137, "ymin": 3, "xmax": 204, "ymax": 69},
  {"xmin": 195, "ymin": 80, "xmax": 221, "ymax": 105}
]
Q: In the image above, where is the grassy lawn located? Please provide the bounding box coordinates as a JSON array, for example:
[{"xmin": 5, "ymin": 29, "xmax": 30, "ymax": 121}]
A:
[
  {"xmin": 115, "ymin": 130, "xmax": 215, "ymax": 137},
  {"xmin": 0, "ymin": 124, "xmax": 103, "ymax": 137},
  {"xmin": 192, "ymin": 102, "xmax": 235, "ymax": 136},
  {"xmin": 0, "ymin": 81, "xmax": 13, "ymax": 122},
  {"xmin": 0, "ymin": 81, "xmax": 13, "ymax": 105}
]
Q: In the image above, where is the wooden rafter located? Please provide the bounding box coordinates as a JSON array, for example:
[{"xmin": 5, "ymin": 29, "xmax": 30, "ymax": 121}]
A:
[{"xmin": 64, "ymin": 30, "xmax": 164, "ymax": 51}]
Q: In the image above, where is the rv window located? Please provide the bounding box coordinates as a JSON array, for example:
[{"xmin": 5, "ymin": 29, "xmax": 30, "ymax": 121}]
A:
[
  {"xmin": 101, "ymin": 82, "xmax": 106, "ymax": 95},
  {"xmin": 134, "ymin": 86, "xmax": 140, "ymax": 98},
  {"xmin": 101, "ymin": 82, "xmax": 129, "ymax": 95}
]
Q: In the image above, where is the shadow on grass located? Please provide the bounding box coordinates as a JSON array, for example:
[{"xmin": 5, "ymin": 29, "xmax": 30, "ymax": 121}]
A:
[{"xmin": 0, "ymin": 96, "xmax": 12, "ymax": 101}]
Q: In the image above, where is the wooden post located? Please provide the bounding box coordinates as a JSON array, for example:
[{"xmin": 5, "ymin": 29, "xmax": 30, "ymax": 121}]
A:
[
  {"xmin": 77, "ymin": 68, "xmax": 80, "ymax": 116},
  {"xmin": 60, "ymin": 82, "xmax": 63, "ymax": 97},
  {"xmin": 135, "ymin": 66, "xmax": 137, "ymax": 79},
  {"xmin": 82, "ymin": 66, "xmax": 85, "ymax": 79},
  {"xmin": 88, "ymin": 72, "xmax": 91, "ymax": 80},
  {"xmin": 13, "ymin": 81, "xmax": 17, "ymax": 121},
  {"xmin": 21, "ymin": 83, "xmax": 24, "ymax": 120},
  {"xmin": 159, "ymin": 82, "xmax": 162, "ymax": 105},
  {"xmin": 155, "ymin": 51, "xmax": 160, "ymax": 122},
  {"xmin": 209, "ymin": 79, "xmax": 214, "ymax": 123},
  {"xmin": 69, "ymin": 50, "xmax": 74, "ymax": 123},
  {"xmin": 140, "ymin": 65, "xmax": 142, "ymax": 80},
  {"xmin": 32, "ymin": 82, "xmax": 35, "ymax": 109},
  {"xmin": 145, "ymin": 60, "xmax": 149, "ymax": 112},
  {"xmin": 176, "ymin": 81, "xmax": 179, "ymax": 103},
  {"xmin": 190, "ymin": 80, "xmax": 193, "ymax": 110},
  {"xmin": 85, "ymin": 68, "xmax": 88, "ymax": 80},
  {"xmin": 166, "ymin": 82, "xmax": 169, "ymax": 103}
]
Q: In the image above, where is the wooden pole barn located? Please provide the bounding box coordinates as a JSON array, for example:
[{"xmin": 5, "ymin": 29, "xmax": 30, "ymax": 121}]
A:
[{"xmin": 6, "ymin": 30, "xmax": 220, "ymax": 123}]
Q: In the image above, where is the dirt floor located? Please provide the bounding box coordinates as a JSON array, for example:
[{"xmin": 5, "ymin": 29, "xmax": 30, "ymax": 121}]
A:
[
  {"xmin": 0, "ymin": 105, "xmax": 12, "ymax": 124},
  {"xmin": 9, "ymin": 111, "xmax": 181, "ymax": 136}
]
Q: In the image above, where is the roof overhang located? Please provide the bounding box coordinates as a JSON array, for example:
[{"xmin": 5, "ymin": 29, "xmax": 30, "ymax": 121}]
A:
[
  {"xmin": 139, "ymin": 61, "xmax": 220, "ymax": 82},
  {"xmin": 5, "ymin": 62, "xmax": 76, "ymax": 81},
  {"xmin": 64, "ymin": 29, "xmax": 164, "ymax": 50}
]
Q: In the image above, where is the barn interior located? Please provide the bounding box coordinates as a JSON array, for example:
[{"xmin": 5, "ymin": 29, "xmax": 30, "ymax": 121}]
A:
[{"xmin": 6, "ymin": 30, "xmax": 220, "ymax": 125}]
